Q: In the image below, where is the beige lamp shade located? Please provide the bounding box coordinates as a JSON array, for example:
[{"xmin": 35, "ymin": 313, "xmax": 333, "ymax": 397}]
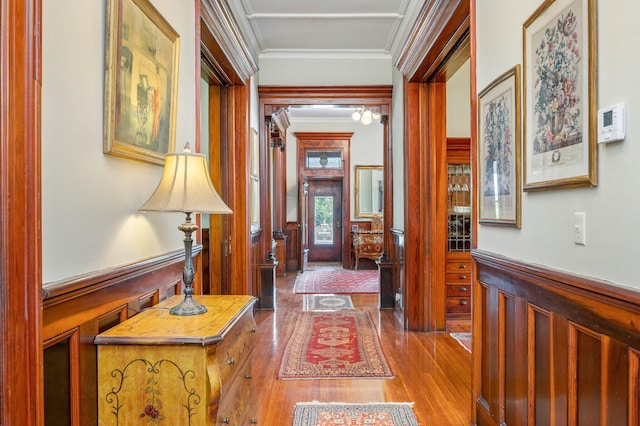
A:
[{"xmin": 139, "ymin": 146, "xmax": 232, "ymax": 215}]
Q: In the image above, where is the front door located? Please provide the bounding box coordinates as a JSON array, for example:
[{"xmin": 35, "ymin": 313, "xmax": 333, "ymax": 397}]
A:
[{"xmin": 308, "ymin": 180, "xmax": 342, "ymax": 262}]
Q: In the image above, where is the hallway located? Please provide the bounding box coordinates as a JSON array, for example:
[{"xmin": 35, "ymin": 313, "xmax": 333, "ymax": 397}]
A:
[{"xmin": 252, "ymin": 265, "xmax": 472, "ymax": 425}]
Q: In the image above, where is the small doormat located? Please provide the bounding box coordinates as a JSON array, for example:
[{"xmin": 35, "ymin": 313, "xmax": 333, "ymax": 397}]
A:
[
  {"xmin": 292, "ymin": 402, "xmax": 419, "ymax": 426},
  {"xmin": 450, "ymin": 332, "xmax": 472, "ymax": 353},
  {"xmin": 293, "ymin": 269, "xmax": 379, "ymax": 294},
  {"xmin": 278, "ymin": 311, "xmax": 393, "ymax": 379},
  {"xmin": 303, "ymin": 294, "xmax": 354, "ymax": 311}
]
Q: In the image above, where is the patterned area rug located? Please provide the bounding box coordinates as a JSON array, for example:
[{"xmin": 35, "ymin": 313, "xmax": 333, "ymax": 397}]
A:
[
  {"xmin": 450, "ymin": 332, "xmax": 472, "ymax": 352},
  {"xmin": 293, "ymin": 269, "xmax": 379, "ymax": 294},
  {"xmin": 278, "ymin": 311, "xmax": 393, "ymax": 379},
  {"xmin": 292, "ymin": 402, "xmax": 419, "ymax": 426},
  {"xmin": 303, "ymin": 294, "xmax": 354, "ymax": 311}
]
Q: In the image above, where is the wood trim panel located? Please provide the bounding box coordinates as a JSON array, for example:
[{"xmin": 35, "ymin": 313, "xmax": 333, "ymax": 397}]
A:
[
  {"xmin": 42, "ymin": 250, "xmax": 196, "ymax": 425},
  {"xmin": 199, "ymin": 0, "xmax": 258, "ymax": 85},
  {"xmin": 285, "ymin": 222, "xmax": 300, "ymax": 271},
  {"xmin": 1, "ymin": 0, "xmax": 44, "ymax": 423},
  {"xmin": 395, "ymin": 0, "xmax": 470, "ymax": 82},
  {"xmin": 473, "ymin": 250, "xmax": 640, "ymax": 425}
]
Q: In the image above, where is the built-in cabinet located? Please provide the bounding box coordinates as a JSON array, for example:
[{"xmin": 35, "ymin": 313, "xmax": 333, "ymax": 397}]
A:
[{"xmin": 445, "ymin": 138, "xmax": 471, "ymax": 319}]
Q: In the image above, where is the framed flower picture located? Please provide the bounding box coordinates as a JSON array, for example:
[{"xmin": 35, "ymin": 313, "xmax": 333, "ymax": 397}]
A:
[
  {"xmin": 478, "ymin": 65, "xmax": 521, "ymax": 227},
  {"xmin": 523, "ymin": 0, "xmax": 597, "ymax": 190}
]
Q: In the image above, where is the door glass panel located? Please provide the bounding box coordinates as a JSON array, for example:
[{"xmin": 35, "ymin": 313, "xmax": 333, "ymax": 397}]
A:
[
  {"xmin": 306, "ymin": 150, "xmax": 342, "ymax": 168},
  {"xmin": 314, "ymin": 195, "xmax": 334, "ymax": 245}
]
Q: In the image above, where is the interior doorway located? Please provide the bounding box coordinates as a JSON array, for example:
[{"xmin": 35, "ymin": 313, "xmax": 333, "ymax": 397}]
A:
[{"xmin": 307, "ymin": 179, "xmax": 343, "ymax": 262}]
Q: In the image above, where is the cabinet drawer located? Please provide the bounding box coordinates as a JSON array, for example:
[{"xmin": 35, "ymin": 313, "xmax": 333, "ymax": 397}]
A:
[
  {"xmin": 212, "ymin": 311, "xmax": 256, "ymax": 392},
  {"xmin": 446, "ymin": 284, "xmax": 470, "ymax": 297},
  {"xmin": 446, "ymin": 298, "xmax": 471, "ymax": 314},
  {"xmin": 445, "ymin": 271, "xmax": 471, "ymax": 284},
  {"xmin": 216, "ymin": 363, "xmax": 255, "ymax": 425},
  {"xmin": 446, "ymin": 261, "xmax": 471, "ymax": 273}
]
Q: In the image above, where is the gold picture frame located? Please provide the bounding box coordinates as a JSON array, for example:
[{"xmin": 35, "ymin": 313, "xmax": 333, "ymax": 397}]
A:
[
  {"xmin": 523, "ymin": 0, "xmax": 597, "ymax": 190},
  {"xmin": 478, "ymin": 65, "xmax": 522, "ymax": 227},
  {"xmin": 104, "ymin": 0, "xmax": 180, "ymax": 165}
]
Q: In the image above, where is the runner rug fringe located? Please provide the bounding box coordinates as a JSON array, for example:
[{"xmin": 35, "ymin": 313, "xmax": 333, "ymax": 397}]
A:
[
  {"xmin": 292, "ymin": 402, "xmax": 419, "ymax": 426},
  {"xmin": 278, "ymin": 311, "xmax": 393, "ymax": 379},
  {"xmin": 293, "ymin": 269, "xmax": 379, "ymax": 294}
]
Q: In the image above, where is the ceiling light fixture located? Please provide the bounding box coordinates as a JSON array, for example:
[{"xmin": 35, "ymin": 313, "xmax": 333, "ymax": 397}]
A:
[{"xmin": 352, "ymin": 107, "xmax": 381, "ymax": 125}]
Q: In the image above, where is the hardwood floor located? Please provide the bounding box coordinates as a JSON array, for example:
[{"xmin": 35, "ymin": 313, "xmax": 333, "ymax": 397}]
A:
[{"xmin": 252, "ymin": 265, "xmax": 472, "ymax": 425}]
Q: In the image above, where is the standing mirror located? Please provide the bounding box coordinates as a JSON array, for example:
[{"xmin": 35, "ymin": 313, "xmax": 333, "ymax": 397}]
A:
[{"xmin": 355, "ymin": 165, "xmax": 383, "ymax": 218}]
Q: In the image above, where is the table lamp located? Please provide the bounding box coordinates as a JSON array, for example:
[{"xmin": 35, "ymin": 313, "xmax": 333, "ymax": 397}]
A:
[{"xmin": 139, "ymin": 143, "xmax": 231, "ymax": 315}]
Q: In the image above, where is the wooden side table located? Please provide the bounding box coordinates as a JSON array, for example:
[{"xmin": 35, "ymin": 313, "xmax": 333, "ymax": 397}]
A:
[{"xmin": 95, "ymin": 295, "xmax": 257, "ymax": 425}]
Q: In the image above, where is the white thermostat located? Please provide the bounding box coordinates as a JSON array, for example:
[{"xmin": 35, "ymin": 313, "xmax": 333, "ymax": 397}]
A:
[{"xmin": 597, "ymin": 103, "xmax": 626, "ymax": 144}]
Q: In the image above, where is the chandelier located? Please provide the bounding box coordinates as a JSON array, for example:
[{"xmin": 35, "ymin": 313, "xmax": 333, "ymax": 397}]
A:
[{"xmin": 351, "ymin": 107, "xmax": 381, "ymax": 125}]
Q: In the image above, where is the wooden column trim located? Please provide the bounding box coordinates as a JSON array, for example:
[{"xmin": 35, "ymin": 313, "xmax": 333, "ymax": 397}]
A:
[{"xmin": 1, "ymin": 0, "xmax": 44, "ymax": 423}]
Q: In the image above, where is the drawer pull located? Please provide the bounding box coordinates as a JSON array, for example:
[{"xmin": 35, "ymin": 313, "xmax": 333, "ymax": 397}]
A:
[
  {"xmin": 460, "ymin": 287, "xmax": 468, "ymax": 292},
  {"xmin": 245, "ymin": 373, "xmax": 253, "ymax": 379},
  {"xmin": 228, "ymin": 357, "xmax": 235, "ymax": 365},
  {"xmin": 222, "ymin": 417, "xmax": 231, "ymax": 424},
  {"xmin": 251, "ymin": 420, "xmax": 258, "ymax": 424},
  {"xmin": 459, "ymin": 275, "xmax": 467, "ymax": 280},
  {"xmin": 460, "ymin": 300, "xmax": 468, "ymax": 306},
  {"xmin": 249, "ymin": 327, "xmax": 257, "ymax": 333},
  {"xmin": 459, "ymin": 264, "xmax": 467, "ymax": 269}
]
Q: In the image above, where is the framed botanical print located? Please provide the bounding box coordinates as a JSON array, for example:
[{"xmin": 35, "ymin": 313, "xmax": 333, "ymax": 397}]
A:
[
  {"xmin": 523, "ymin": 0, "xmax": 597, "ymax": 190},
  {"xmin": 478, "ymin": 65, "xmax": 522, "ymax": 227},
  {"xmin": 104, "ymin": 0, "xmax": 180, "ymax": 165}
]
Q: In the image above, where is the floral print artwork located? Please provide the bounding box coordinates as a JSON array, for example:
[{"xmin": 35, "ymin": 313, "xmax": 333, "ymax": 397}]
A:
[
  {"xmin": 532, "ymin": 1, "xmax": 584, "ymax": 155},
  {"xmin": 483, "ymin": 91, "xmax": 513, "ymax": 197}
]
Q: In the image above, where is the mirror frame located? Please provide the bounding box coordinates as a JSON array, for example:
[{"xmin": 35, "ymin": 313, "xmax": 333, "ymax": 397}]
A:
[{"xmin": 355, "ymin": 165, "xmax": 383, "ymax": 218}]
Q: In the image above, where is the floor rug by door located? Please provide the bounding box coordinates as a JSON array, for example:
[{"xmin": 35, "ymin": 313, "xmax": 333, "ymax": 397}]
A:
[
  {"xmin": 292, "ymin": 402, "xmax": 419, "ymax": 426},
  {"xmin": 278, "ymin": 311, "xmax": 393, "ymax": 379},
  {"xmin": 293, "ymin": 269, "xmax": 379, "ymax": 294},
  {"xmin": 450, "ymin": 332, "xmax": 472, "ymax": 353},
  {"xmin": 303, "ymin": 294, "xmax": 354, "ymax": 311}
]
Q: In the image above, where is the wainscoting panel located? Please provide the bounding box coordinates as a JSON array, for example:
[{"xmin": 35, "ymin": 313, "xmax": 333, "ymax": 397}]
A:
[
  {"xmin": 473, "ymin": 250, "xmax": 640, "ymax": 426},
  {"xmin": 42, "ymin": 248, "xmax": 199, "ymax": 426}
]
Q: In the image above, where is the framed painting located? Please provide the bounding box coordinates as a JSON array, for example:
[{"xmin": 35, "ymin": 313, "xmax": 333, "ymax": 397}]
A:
[
  {"xmin": 478, "ymin": 65, "xmax": 521, "ymax": 227},
  {"xmin": 104, "ymin": 0, "xmax": 180, "ymax": 165},
  {"xmin": 523, "ymin": 0, "xmax": 597, "ymax": 190}
]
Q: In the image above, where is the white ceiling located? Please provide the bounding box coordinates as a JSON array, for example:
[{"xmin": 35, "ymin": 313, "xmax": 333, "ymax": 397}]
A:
[{"xmin": 231, "ymin": 0, "xmax": 424, "ymax": 58}]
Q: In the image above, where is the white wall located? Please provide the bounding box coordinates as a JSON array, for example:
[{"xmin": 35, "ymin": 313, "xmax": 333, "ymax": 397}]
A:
[
  {"xmin": 259, "ymin": 54, "xmax": 392, "ymax": 85},
  {"xmin": 477, "ymin": 0, "xmax": 640, "ymax": 289},
  {"xmin": 285, "ymin": 120, "xmax": 384, "ymax": 223},
  {"xmin": 42, "ymin": 0, "xmax": 196, "ymax": 284},
  {"xmin": 447, "ymin": 59, "xmax": 471, "ymax": 138}
]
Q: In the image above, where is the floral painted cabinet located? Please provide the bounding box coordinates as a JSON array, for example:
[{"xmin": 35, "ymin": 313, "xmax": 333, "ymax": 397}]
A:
[{"xmin": 95, "ymin": 295, "xmax": 257, "ymax": 425}]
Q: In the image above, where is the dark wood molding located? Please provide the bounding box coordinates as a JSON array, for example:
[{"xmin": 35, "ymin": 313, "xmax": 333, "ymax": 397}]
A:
[
  {"xmin": 42, "ymin": 252, "xmax": 193, "ymax": 424},
  {"xmin": 200, "ymin": 0, "xmax": 258, "ymax": 85},
  {"xmin": 473, "ymin": 250, "xmax": 640, "ymax": 424},
  {"xmin": 395, "ymin": 0, "xmax": 470, "ymax": 82},
  {"xmin": 1, "ymin": 0, "xmax": 43, "ymax": 423}
]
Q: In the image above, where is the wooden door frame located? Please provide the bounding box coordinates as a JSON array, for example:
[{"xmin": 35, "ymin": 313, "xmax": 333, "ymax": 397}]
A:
[
  {"xmin": 258, "ymin": 86, "xmax": 393, "ymax": 270},
  {"xmin": 199, "ymin": 0, "xmax": 257, "ymax": 296},
  {"xmin": 296, "ymin": 133, "xmax": 351, "ymax": 267},
  {"xmin": 1, "ymin": 0, "xmax": 44, "ymax": 422},
  {"xmin": 396, "ymin": 0, "xmax": 474, "ymax": 331}
]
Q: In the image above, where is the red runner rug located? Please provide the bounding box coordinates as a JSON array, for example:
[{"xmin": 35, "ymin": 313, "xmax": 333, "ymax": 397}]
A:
[
  {"xmin": 293, "ymin": 269, "xmax": 379, "ymax": 294},
  {"xmin": 278, "ymin": 311, "xmax": 393, "ymax": 379},
  {"xmin": 292, "ymin": 402, "xmax": 419, "ymax": 426}
]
